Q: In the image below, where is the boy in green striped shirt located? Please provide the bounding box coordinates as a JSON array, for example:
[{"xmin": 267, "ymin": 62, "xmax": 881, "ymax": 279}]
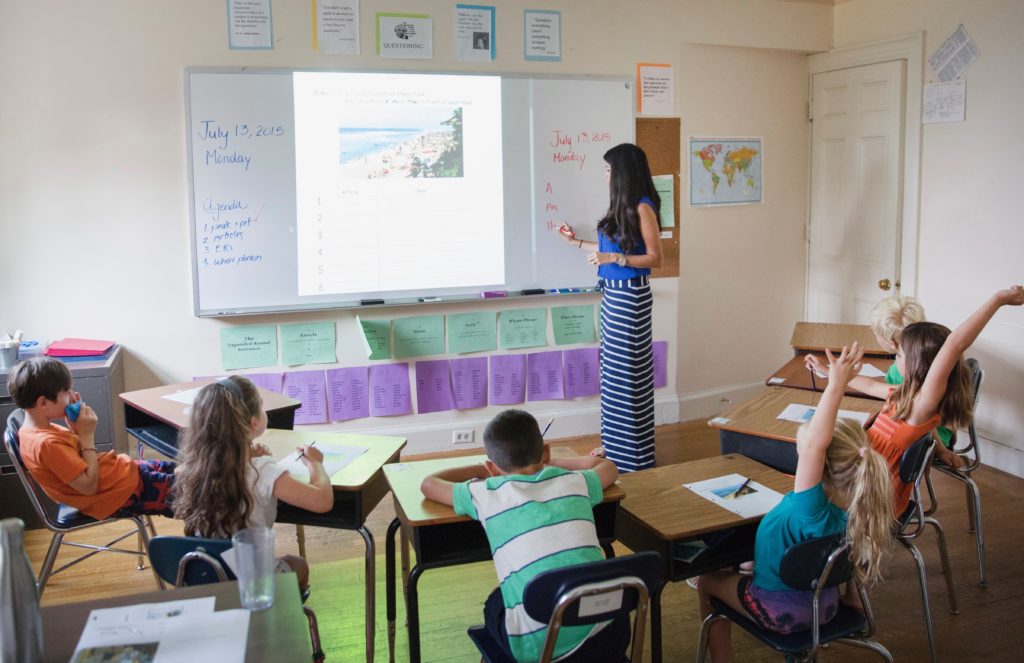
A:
[{"xmin": 421, "ymin": 409, "xmax": 624, "ymax": 662}]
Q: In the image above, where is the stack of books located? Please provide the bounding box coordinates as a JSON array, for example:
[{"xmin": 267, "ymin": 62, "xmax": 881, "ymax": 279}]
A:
[{"xmin": 45, "ymin": 338, "xmax": 116, "ymax": 363}]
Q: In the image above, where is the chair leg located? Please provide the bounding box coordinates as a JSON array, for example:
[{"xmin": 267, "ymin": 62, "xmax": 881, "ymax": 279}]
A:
[
  {"xmin": 134, "ymin": 517, "xmax": 166, "ymax": 591},
  {"xmin": 897, "ymin": 537, "xmax": 937, "ymax": 663},
  {"xmin": 959, "ymin": 475, "xmax": 987, "ymax": 586},
  {"xmin": 37, "ymin": 532, "xmax": 65, "ymax": 595},
  {"xmin": 695, "ymin": 613, "xmax": 728, "ymax": 663},
  {"xmin": 304, "ymin": 606, "xmax": 325, "ymax": 663},
  {"xmin": 923, "ymin": 472, "xmax": 938, "ymax": 517},
  {"xmin": 833, "ymin": 637, "xmax": 894, "ymax": 663},
  {"xmin": 923, "ymin": 517, "xmax": 959, "ymax": 614}
]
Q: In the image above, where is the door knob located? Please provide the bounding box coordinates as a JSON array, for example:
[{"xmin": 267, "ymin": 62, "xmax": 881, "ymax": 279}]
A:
[{"xmin": 878, "ymin": 278, "xmax": 891, "ymax": 291}]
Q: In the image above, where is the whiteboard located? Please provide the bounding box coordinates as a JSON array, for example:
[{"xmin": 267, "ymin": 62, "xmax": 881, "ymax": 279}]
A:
[{"xmin": 186, "ymin": 69, "xmax": 634, "ymax": 316}]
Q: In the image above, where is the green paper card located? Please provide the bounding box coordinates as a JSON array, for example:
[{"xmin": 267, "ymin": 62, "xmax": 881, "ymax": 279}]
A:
[
  {"xmin": 653, "ymin": 174, "xmax": 675, "ymax": 228},
  {"xmin": 220, "ymin": 325, "xmax": 277, "ymax": 370},
  {"xmin": 357, "ymin": 316, "xmax": 392, "ymax": 360},
  {"xmin": 499, "ymin": 308, "xmax": 548, "ymax": 349},
  {"xmin": 280, "ymin": 321, "xmax": 337, "ymax": 366},
  {"xmin": 393, "ymin": 315, "xmax": 446, "ymax": 359},
  {"xmin": 448, "ymin": 311, "xmax": 497, "ymax": 354},
  {"xmin": 551, "ymin": 305, "xmax": 596, "ymax": 345}
]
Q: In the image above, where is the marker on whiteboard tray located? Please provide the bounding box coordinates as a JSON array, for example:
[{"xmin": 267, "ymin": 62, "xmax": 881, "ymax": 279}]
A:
[
  {"xmin": 481, "ymin": 290, "xmax": 508, "ymax": 298},
  {"xmin": 360, "ymin": 299, "xmax": 385, "ymax": 305},
  {"xmin": 419, "ymin": 296, "xmax": 442, "ymax": 303},
  {"xmin": 520, "ymin": 289, "xmax": 546, "ymax": 296}
]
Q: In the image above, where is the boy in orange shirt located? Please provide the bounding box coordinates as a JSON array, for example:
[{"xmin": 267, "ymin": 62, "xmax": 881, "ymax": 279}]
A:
[{"xmin": 7, "ymin": 357, "xmax": 175, "ymax": 520}]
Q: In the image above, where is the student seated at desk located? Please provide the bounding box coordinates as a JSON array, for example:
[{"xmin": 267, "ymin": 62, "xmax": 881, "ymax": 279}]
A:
[
  {"xmin": 806, "ymin": 286, "xmax": 1024, "ymax": 514},
  {"xmin": 698, "ymin": 344, "xmax": 893, "ymax": 662},
  {"xmin": 7, "ymin": 357, "xmax": 176, "ymax": 520},
  {"xmin": 174, "ymin": 376, "xmax": 334, "ymax": 591},
  {"xmin": 420, "ymin": 409, "xmax": 622, "ymax": 663}
]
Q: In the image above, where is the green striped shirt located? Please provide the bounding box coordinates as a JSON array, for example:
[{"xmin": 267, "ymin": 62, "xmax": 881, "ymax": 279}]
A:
[{"xmin": 453, "ymin": 466, "xmax": 605, "ymax": 662}]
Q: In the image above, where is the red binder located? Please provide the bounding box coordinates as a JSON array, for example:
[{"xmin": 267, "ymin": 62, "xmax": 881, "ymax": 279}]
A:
[{"xmin": 45, "ymin": 338, "xmax": 115, "ymax": 357}]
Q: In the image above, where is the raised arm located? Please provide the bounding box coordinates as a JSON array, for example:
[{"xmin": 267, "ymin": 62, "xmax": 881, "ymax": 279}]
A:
[
  {"xmin": 913, "ymin": 286, "xmax": 1024, "ymax": 423},
  {"xmin": 420, "ymin": 464, "xmax": 491, "ymax": 506},
  {"xmin": 804, "ymin": 354, "xmax": 890, "ymax": 399},
  {"xmin": 794, "ymin": 344, "xmax": 864, "ymax": 492}
]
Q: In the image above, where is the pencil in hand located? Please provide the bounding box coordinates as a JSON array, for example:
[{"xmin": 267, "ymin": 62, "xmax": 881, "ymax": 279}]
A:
[{"xmin": 297, "ymin": 440, "xmax": 317, "ymax": 460}]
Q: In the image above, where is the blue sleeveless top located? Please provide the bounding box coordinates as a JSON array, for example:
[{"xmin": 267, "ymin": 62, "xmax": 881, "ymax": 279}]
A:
[{"xmin": 597, "ymin": 196, "xmax": 654, "ymax": 279}]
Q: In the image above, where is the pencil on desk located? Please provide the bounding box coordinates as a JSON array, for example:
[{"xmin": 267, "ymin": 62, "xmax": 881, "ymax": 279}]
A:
[{"xmin": 541, "ymin": 418, "xmax": 554, "ymax": 438}]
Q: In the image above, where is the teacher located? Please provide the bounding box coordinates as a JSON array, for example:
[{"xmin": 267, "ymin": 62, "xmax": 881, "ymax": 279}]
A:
[{"xmin": 558, "ymin": 143, "xmax": 663, "ymax": 472}]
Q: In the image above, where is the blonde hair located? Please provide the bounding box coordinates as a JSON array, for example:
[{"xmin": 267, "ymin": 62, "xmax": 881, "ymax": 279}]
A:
[
  {"xmin": 824, "ymin": 418, "xmax": 894, "ymax": 585},
  {"xmin": 869, "ymin": 296, "xmax": 926, "ymax": 346},
  {"xmin": 175, "ymin": 377, "xmax": 263, "ymax": 538},
  {"xmin": 890, "ymin": 322, "xmax": 973, "ymax": 430}
]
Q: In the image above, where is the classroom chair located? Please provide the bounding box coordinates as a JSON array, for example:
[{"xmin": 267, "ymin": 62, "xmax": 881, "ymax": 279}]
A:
[
  {"xmin": 147, "ymin": 535, "xmax": 325, "ymax": 663},
  {"xmin": 923, "ymin": 357, "xmax": 987, "ymax": 585},
  {"xmin": 3, "ymin": 409, "xmax": 162, "ymax": 594},
  {"xmin": 467, "ymin": 551, "xmax": 662, "ymax": 663},
  {"xmin": 696, "ymin": 534, "xmax": 893, "ymax": 663},
  {"xmin": 894, "ymin": 434, "xmax": 958, "ymax": 663}
]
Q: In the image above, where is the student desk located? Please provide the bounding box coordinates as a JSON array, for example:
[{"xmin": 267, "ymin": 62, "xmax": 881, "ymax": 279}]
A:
[
  {"xmin": 259, "ymin": 428, "xmax": 406, "ymax": 663},
  {"xmin": 767, "ymin": 352, "xmax": 892, "ymax": 397},
  {"xmin": 119, "ymin": 380, "xmax": 300, "ymax": 458},
  {"xmin": 789, "ymin": 321, "xmax": 893, "ymax": 356},
  {"xmin": 42, "ymin": 573, "xmax": 309, "ymax": 662},
  {"xmin": 615, "ymin": 454, "xmax": 793, "ymax": 663},
  {"xmin": 709, "ymin": 387, "xmax": 882, "ymax": 473},
  {"xmin": 382, "ymin": 455, "xmax": 625, "ymax": 663}
]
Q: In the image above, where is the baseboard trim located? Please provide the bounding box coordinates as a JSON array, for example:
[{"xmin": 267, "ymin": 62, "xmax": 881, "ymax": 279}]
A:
[{"xmin": 978, "ymin": 436, "xmax": 1024, "ymax": 479}]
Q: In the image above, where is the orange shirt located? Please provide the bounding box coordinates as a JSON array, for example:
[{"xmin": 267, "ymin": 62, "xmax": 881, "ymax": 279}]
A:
[
  {"xmin": 18, "ymin": 424, "xmax": 139, "ymax": 520},
  {"xmin": 866, "ymin": 408, "xmax": 940, "ymax": 516}
]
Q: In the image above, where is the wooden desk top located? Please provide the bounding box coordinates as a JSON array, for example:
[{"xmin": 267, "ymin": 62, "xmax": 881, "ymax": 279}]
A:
[
  {"xmin": 257, "ymin": 428, "xmax": 406, "ymax": 491},
  {"xmin": 708, "ymin": 386, "xmax": 882, "ymax": 443},
  {"xmin": 767, "ymin": 353, "xmax": 890, "ymax": 399},
  {"xmin": 789, "ymin": 322, "xmax": 892, "ymax": 356},
  {"xmin": 42, "ymin": 574, "xmax": 309, "ymax": 663},
  {"xmin": 120, "ymin": 381, "xmax": 300, "ymax": 429},
  {"xmin": 617, "ymin": 454, "xmax": 793, "ymax": 541},
  {"xmin": 384, "ymin": 453, "xmax": 626, "ymax": 527}
]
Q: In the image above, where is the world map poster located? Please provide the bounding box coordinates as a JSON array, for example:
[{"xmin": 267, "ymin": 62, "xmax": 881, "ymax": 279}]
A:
[{"xmin": 689, "ymin": 137, "xmax": 763, "ymax": 206}]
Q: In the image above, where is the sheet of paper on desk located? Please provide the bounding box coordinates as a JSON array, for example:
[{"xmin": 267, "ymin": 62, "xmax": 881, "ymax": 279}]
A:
[
  {"xmin": 777, "ymin": 403, "xmax": 870, "ymax": 426},
  {"xmin": 161, "ymin": 387, "xmax": 204, "ymax": 405},
  {"xmin": 71, "ymin": 597, "xmax": 250, "ymax": 663},
  {"xmin": 859, "ymin": 363, "xmax": 886, "ymax": 378},
  {"xmin": 683, "ymin": 473, "xmax": 784, "ymax": 519},
  {"xmin": 277, "ymin": 442, "xmax": 368, "ymax": 481}
]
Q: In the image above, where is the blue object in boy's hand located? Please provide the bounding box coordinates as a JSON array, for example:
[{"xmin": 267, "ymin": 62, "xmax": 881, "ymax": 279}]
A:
[{"xmin": 65, "ymin": 401, "xmax": 82, "ymax": 422}]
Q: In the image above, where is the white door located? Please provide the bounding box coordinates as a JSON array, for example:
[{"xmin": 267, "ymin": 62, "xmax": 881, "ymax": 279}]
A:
[{"xmin": 807, "ymin": 60, "xmax": 905, "ymax": 323}]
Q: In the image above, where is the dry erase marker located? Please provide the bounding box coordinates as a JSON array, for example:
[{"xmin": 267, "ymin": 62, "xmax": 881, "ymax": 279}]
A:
[
  {"xmin": 419, "ymin": 296, "xmax": 442, "ymax": 302},
  {"xmin": 360, "ymin": 299, "xmax": 385, "ymax": 305},
  {"xmin": 481, "ymin": 290, "xmax": 508, "ymax": 298},
  {"xmin": 521, "ymin": 289, "xmax": 546, "ymax": 296}
]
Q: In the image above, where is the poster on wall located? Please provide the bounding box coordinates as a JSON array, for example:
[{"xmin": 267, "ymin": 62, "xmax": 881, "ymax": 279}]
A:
[
  {"xmin": 227, "ymin": 0, "xmax": 273, "ymax": 50},
  {"xmin": 314, "ymin": 0, "xmax": 359, "ymax": 55},
  {"xmin": 524, "ymin": 9, "xmax": 561, "ymax": 62},
  {"xmin": 377, "ymin": 13, "xmax": 433, "ymax": 60},
  {"xmin": 689, "ymin": 137, "xmax": 763, "ymax": 207},
  {"xmin": 455, "ymin": 4, "xmax": 495, "ymax": 62}
]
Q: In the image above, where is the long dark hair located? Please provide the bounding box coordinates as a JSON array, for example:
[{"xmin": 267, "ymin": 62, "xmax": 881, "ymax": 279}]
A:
[
  {"xmin": 891, "ymin": 322, "xmax": 973, "ymax": 430},
  {"xmin": 596, "ymin": 143, "xmax": 661, "ymax": 253},
  {"xmin": 175, "ymin": 376, "xmax": 263, "ymax": 538}
]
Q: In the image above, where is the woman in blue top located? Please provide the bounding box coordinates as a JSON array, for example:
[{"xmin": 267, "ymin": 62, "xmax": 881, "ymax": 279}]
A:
[
  {"xmin": 696, "ymin": 344, "xmax": 894, "ymax": 662},
  {"xmin": 558, "ymin": 143, "xmax": 663, "ymax": 472}
]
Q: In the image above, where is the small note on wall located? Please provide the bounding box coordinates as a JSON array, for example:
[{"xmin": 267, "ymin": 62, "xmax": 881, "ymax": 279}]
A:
[
  {"xmin": 369, "ymin": 363, "xmax": 412, "ymax": 416},
  {"xmin": 394, "ymin": 315, "xmax": 446, "ymax": 359},
  {"xmin": 451, "ymin": 357, "xmax": 488, "ymax": 409},
  {"xmin": 527, "ymin": 350, "xmax": 565, "ymax": 401},
  {"xmin": 637, "ymin": 63, "xmax": 673, "ymax": 117},
  {"xmin": 326, "ymin": 366, "xmax": 369, "ymax": 421},
  {"xmin": 551, "ymin": 305, "xmax": 596, "ymax": 345},
  {"xmin": 220, "ymin": 325, "xmax": 277, "ymax": 370},
  {"xmin": 653, "ymin": 175, "xmax": 675, "ymax": 228},
  {"xmin": 448, "ymin": 311, "xmax": 497, "ymax": 354},
  {"xmin": 564, "ymin": 348, "xmax": 600, "ymax": 398},
  {"xmin": 415, "ymin": 359, "xmax": 453, "ymax": 414},
  {"xmin": 227, "ymin": 0, "xmax": 273, "ymax": 50},
  {"xmin": 357, "ymin": 316, "xmax": 391, "ymax": 360},
  {"xmin": 283, "ymin": 370, "xmax": 328, "ymax": 425},
  {"xmin": 499, "ymin": 308, "xmax": 548, "ymax": 349},
  {"xmin": 490, "ymin": 354, "xmax": 526, "ymax": 405},
  {"xmin": 280, "ymin": 321, "xmax": 337, "ymax": 366}
]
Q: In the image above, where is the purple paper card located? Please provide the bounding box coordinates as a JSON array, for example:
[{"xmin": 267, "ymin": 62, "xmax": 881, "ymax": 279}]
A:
[
  {"xmin": 415, "ymin": 360, "xmax": 453, "ymax": 414},
  {"xmin": 489, "ymin": 354, "xmax": 526, "ymax": 405},
  {"xmin": 244, "ymin": 372, "xmax": 284, "ymax": 393},
  {"xmin": 369, "ymin": 363, "xmax": 412, "ymax": 417},
  {"xmin": 450, "ymin": 357, "xmax": 488, "ymax": 410},
  {"xmin": 282, "ymin": 370, "xmax": 328, "ymax": 425},
  {"xmin": 528, "ymin": 350, "xmax": 565, "ymax": 401},
  {"xmin": 653, "ymin": 340, "xmax": 668, "ymax": 389},
  {"xmin": 325, "ymin": 367, "xmax": 369, "ymax": 421},
  {"xmin": 563, "ymin": 348, "xmax": 600, "ymax": 398}
]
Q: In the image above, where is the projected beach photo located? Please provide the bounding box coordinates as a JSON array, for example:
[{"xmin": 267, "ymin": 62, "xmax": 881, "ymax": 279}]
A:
[{"xmin": 339, "ymin": 106, "xmax": 464, "ymax": 179}]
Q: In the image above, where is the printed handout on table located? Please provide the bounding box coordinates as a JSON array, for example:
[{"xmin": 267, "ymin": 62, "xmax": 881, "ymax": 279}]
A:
[
  {"xmin": 276, "ymin": 441, "xmax": 368, "ymax": 481},
  {"xmin": 490, "ymin": 354, "xmax": 526, "ymax": 405},
  {"xmin": 325, "ymin": 366, "xmax": 369, "ymax": 421},
  {"xmin": 777, "ymin": 403, "xmax": 871, "ymax": 426},
  {"xmin": 684, "ymin": 473, "xmax": 784, "ymax": 519},
  {"xmin": 415, "ymin": 359, "xmax": 453, "ymax": 414},
  {"xmin": 162, "ymin": 387, "xmax": 204, "ymax": 406},
  {"xmin": 527, "ymin": 350, "xmax": 565, "ymax": 401},
  {"xmin": 369, "ymin": 363, "xmax": 412, "ymax": 416},
  {"xmin": 450, "ymin": 356, "xmax": 488, "ymax": 409},
  {"xmin": 280, "ymin": 321, "xmax": 337, "ymax": 366}
]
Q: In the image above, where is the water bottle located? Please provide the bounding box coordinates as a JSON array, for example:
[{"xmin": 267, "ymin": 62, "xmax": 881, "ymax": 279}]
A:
[{"xmin": 0, "ymin": 518, "xmax": 42, "ymax": 662}]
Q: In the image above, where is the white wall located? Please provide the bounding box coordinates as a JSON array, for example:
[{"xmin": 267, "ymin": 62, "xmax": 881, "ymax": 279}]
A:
[
  {"xmin": 835, "ymin": 0, "xmax": 1024, "ymax": 475},
  {"xmin": 0, "ymin": 1, "xmax": 826, "ymax": 453}
]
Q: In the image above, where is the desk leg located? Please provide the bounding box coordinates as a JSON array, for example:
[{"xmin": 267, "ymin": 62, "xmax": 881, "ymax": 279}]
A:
[
  {"xmin": 358, "ymin": 526, "xmax": 375, "ymax": 663},
  {"xmin": 400, "ymin": 524, "xmax": 411, "ymax": 608},
  {"xmin": 296, "ymin": 524, "xmax": 306, "ymax": 559},
  {"xmin": 650, "ymin": 581, "xmax": 665, "ymax": 663},
  {"xmin": 407, "ymin": 565, "xmax": 424, "ymax": 663},
  {"xmin": 385, "ymin": 518, "xmax": 400, "ymax": 663}
]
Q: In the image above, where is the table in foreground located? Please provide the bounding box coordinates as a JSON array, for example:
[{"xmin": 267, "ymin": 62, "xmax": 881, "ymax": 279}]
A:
[
  {"xmin": 615, "ymin": 454, "xmax": 794, "ymax": 663},
  {"xmin": 382, "ymin": 454, "xmax": 624, "ymax": 663},
  {"xmin": 42, "ymin": 573, "xmax": 309, "ymax": 662}
]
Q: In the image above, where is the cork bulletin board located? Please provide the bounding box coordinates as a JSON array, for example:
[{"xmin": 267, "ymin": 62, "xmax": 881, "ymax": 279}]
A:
[{"xmin": 636, "ymin": 117, "xmax": 680, "ymax": 279}]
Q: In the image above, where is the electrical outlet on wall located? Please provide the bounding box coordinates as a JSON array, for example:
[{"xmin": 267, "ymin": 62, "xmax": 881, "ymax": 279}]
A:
[{"xmin": 453, "ymin": 429, "xmax": 475, "ymax": 444}]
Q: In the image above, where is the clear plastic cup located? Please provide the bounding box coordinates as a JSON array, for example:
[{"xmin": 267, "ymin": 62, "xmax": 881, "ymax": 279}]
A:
[{"xmin": 231, "ymin": 527, "xmax": 276, "ymax": 611}]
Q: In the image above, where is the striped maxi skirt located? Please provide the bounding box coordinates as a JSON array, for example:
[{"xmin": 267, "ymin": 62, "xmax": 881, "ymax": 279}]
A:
[{"xmin": 599, "ymin": 275, "xmax": 655, "ymax": 472}]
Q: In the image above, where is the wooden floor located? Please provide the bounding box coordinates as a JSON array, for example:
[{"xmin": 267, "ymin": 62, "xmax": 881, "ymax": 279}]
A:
[{"xmin": 21, "ymin": 419, "xmax": 1024, "ymax": 661}]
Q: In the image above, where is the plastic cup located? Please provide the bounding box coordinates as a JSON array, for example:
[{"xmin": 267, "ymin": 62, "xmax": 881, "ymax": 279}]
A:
[{"xmin": 231, "ymin": 527, "xmax": 276, "ymax": 611}]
